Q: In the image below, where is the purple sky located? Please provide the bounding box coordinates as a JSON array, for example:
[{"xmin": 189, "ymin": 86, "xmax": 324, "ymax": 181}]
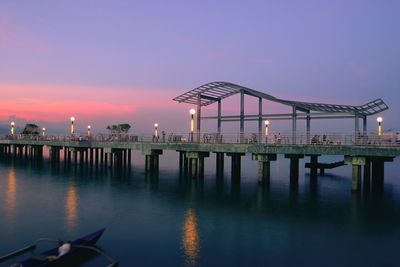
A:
[{"xmin": 0, "ymin": 0, "xmax": 399, "ymax": 135}]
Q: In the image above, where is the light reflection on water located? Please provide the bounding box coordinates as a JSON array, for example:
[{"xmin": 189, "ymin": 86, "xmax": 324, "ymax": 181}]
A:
[
  {"xmin": 5, "ymin": 168, "xmax": 17, "ymax": 220},
  {"xmin": 182, "ymin": 208, "xmax": 200, "ymax": 266},
  {"xmin": 65, "ymin": 182, "xmax": 78, "ymax": 232}
]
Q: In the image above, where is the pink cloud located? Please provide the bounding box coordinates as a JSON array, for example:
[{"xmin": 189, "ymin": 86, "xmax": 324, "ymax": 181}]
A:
[{"xmin": 0, "ymin": 83, "xmax": 182, "ymax": 122}]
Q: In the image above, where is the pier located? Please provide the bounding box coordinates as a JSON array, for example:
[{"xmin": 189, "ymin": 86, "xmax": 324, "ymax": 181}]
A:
[
  {"xmin": 1, "ymin": 132, "xmax": 400, "ymax": 194},
  {"xmin": 1, "ymin": 81, "xmax": 398, "ymax": 194}
]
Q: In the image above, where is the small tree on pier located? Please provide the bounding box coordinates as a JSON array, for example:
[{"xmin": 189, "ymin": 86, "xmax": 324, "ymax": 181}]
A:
[
  {"xmin": 106, "ymin": 123, "xmax": 131, "ymax": 136},
  {"xmin": 22, "ymin": 123, "xmax": 40, "ymax": 135}
]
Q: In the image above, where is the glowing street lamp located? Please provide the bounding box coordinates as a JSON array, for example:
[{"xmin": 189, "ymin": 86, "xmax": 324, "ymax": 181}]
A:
[
  {"xmin": 154, "ymin": 123, "xmax": 158, "ymax": 139},
  {"xmin": 190, "ymin": 109, "xmax": 196, "ymax": 142},
  {"xmin": 70, "ymin": 116, "xmax": 75, "ymax": 134},
  {"xmin": 10, "ymin": 121, "xmax": 15, "ymax": 136},
  {"xmin": 265, "ymin": 120, "xmax": 269, "ymax": 143},
  {"xmin": 377, "ymin": 116, "xmax": 383, "ymax": 137},
  {"xmin": 87, "ymin": 125, "xmax": 91, "ymax": 137},
  {"xmin": 42, "ymin": 127, "xmax": 46, "ymax": 137}
]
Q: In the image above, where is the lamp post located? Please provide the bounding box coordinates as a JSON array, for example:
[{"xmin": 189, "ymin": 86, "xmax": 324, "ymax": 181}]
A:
[
  {"xmin": 190, "ymin": 109, "xmax": 196, "ymax": 142},
  {"xmin": 10, "ymin": 121, "xmax": 15, "ymax": 136},
  {"xmin": 70, "ymin": 117, "xmax": 75, "ymax": 134},
  {"xmin": 42, "ymin": 127, "xmax": 46, "ymax": 137},
  {"xmin": 87, "ymin": 125, "xmax": 91, "ymax": 137},
  {"xmin": 154, "ymin": 123, "xmax": 158, "ymax": 141},
  {"xmin": 265, "ymin": 120, "xmax": 269, "ymax": 144},
  {"xmin": 377, "ymin": 116, "xmax": 383, "ymax": 137}
]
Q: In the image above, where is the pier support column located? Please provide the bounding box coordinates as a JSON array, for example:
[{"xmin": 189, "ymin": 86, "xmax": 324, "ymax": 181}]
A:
[
  {"xmin": 109, "ymin": 152, "xmax": 113, "ymax": 168},
  {"xmin": 143, "ymin": 149, "xmax": 163, "ymax": 172},
  {"xmin": 363, "ymin": 157, "xmax": 371, "ymax": 192},
  {"xmin": 106, "ymin": 149, "xmax": 123, "ymax": 170},
  {"xmin": 32, "ymin": 145, "xmax": 43, "ymax": 161},
  {"xmin": 285, "ymin": 154, "xmax": 304, "ymax": 181},
  {"xmin": 227, "ymin": 153, "xmax": 245, "ymax": 180},
  {"xmin": 352, "ymin": 164, "xmax": 362, "ymax": 193},
  {"xmin": 252, "ymin": 154, "xmax": 277, "ymax": 184},
  {"xmin": 72, "ymin": 149, "xmax": 78, "ymax": 165},
  {"xmin": 49, "ymin": 146, "xmax": 62, "ymax": 164},
  {"xmin": 370, "ymin": 156, "xmax": 394, "ymax": 194},
  {"xmin": 65, "ymin": 148, "xmax": 71, "ymax": 165},
  {"xmin": 94, "ymin": 148, "xmax": 99, "ymax": 166},
  {"xmin": 178, "ymin": 151, "xmax": 185, "ymax": 171},
  {"xmin": 89, "ymin": 148, "xmax": 94, "ymax": 166},
  {"xmin": 345, "ymin": 156, "xmax": 366, "ymax": 193},
  {"xmin": 100, "ymin": 148, "xmax": 104, "ymax": 166},
  {"xmin": 123, "ymin": 149, "xmax": 127, "ymax": 167},
  {"xmin": 308, "ymin": 155, "xmax": 319, "ymax": 179},
  {"xmin": 12, "ymin": 145, "xmax": 17, "ymax": 158},
  {"xmin": 185, "ymin": 152, "xmax": 210, "ymax": 178},
  {"xmin": 127, "ymin": 149, "xmax": 132, "ymax": 168},
  {"xmin": 190, "ymin": 158, "xmax": 197, "ymax": 178},
  {"xmin": 79, "ymin": 149, "xmax": 85, "ymax": 165},
  {"xmin": 115, "ymin": 150, "xmax": 123, "ymax": 169},
  {"xmin": 215, "ymin": 152, "xmax": 224, "ymax": 176},
  {"xmin": 104, "ymin": 153, "xmax": 108, "ymax": 170}
]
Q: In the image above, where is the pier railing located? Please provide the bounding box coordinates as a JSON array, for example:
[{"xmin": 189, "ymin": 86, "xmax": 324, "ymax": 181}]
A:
[{"xmin": 1, "ymin": 131, "xmax": 400, "ymax": 147}]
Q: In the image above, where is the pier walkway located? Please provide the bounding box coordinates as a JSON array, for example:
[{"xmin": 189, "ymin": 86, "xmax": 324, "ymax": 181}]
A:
[{"xmin": 1, "ymin": 132, "xmax": 399, "ymax": 194}]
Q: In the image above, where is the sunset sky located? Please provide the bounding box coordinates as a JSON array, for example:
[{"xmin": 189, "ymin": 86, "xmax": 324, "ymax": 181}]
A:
[{"xmin": 0, "ymin": 0, "xmax": 399, "ymax": 135}]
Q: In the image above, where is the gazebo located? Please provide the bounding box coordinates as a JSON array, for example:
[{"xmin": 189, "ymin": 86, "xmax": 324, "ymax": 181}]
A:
[{"xmin": 173, "ymin": 81, "xmax": 388, "ymax": 142}]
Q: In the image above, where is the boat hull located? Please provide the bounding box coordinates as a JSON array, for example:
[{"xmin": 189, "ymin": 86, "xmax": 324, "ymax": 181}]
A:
[{"xmin": 16, "ymin": 228, "xmax": 105, "ymax": 267}]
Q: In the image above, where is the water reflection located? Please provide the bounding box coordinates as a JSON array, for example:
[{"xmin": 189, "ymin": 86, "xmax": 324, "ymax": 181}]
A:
[
  {"xmin": 65, "ymin": 183, "xmax": 78, "ymax": 232},
  {"xmin": 5, "ymin": 168, "xmax": 17, "ymax": 220},
  {"xmin": 182, "ymin": 208, "xmax": 200, "ymax": 266}
]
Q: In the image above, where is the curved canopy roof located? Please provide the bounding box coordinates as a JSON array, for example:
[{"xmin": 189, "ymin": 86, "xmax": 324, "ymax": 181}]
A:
[{"xmin": 173, "ymin": 81, "xmax": 388, "ymax": 116}]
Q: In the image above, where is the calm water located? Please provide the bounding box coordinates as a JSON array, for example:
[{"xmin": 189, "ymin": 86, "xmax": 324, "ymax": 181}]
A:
[{"xmin": 1, "ymin": 151, "xmax": 400, "ymax": 266}]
